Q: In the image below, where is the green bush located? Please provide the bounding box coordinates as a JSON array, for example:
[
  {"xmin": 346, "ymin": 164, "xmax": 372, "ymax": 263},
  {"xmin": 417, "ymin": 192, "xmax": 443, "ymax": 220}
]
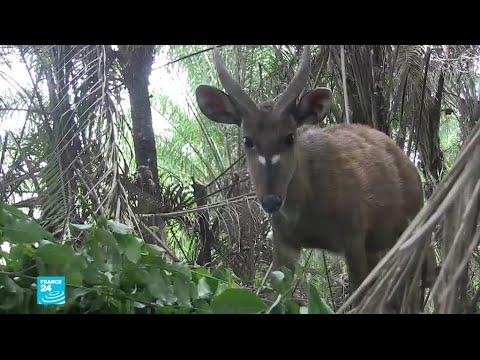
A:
[{"xmin": 0, "ymin": 202, "xmax": 332, "ymax": 314}]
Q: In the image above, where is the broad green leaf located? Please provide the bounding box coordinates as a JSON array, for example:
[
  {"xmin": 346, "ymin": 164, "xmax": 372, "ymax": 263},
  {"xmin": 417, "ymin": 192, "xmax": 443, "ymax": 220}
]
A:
[
  {"xmin": 211, "ymin": 288, "xmax": 267, "ymax": 314},
  {"xmin": 82, "ymin": 264, "xmax": 111, "ymax": 286},
  {"xmin": 299, "ymin": 306, "xmax": 309, "ymax": 314},
  {"xmin": 192, "ymin": 267, "xmax": 210, "ymax": 282},
  {"xmin": 96, "ymin": 215, "xmax": 108, "ymax": 227},
  {"xmin": 133, "ymin": 301, "xmax": 146, "ymax": 309},
  {"xmin": 125, "ymin": 237, "xmax": 142, "ymax": 264},
  {"xmin": 146, "ymin": 243, "xmax": 166, "ymax": 256},
  {"xmin": 166, "ymin": 261, "xmax": 191, "ymax": 280},
  {"xmin": 0, "ymin": 203, "xmax": 27, "ymax": 218},
  {"xmin": 72, "ymin": 288, "xmax": 91, "ymax": 300},
  {"xmin": 0, "ymin": 218, "xmax": 53, "ymax": 244},
  {"xmin": 107, "ymin": 219, "xmax": 132, "ymax": 235},
  {"xmin": 4, "ymin": 244, "xmax": 35, "ymax": 272},
  {"xmin": 197, "ymin": 277, "xmax": 211, "ymax": 299},
  {"xmin": 36, "ymin": 244, "xmax": 76, "ymax": 266},
  {"xmin": 214, "ymin": 281, "xmax": 232, "ymax": 296},
  {"xmin": 285, "ymin": 299, "xmax": 300, "ymax": 314},
  {"xmin": 270, "ymin": 268, "xmax": 294, "ymax": 295},
  {"xmin": 94, "ymin": 228, "xmax": 117, "ymax": 248},
  {"xmin": 205, "ymin": 274, "xmax": 220, "ymax": 295},
  {"xmin": 189, "ymin": 281, "xmax": 199, "ymax": 301},
  {"xmin": 0, "ymin": 274, "xmax": 25, "ymax": 311},
  {"xmin": 142, "ymin": 244, "xmax": 167, "ymax": 266},
  {"xmin": 308, "ymin": 283, "xmax": 333, "ymax": 314},
  {"xmin": 67, "ymin": 272, "xmax": 83, "ymax": 286},
  {"xmin": 146, "ymin": 270, "xmax": 168, "ymax": 303},
  {"xmin": 173, "ymin": 277, "xmax": 191, "ymax": 307},
  {"xmin": 270, "ymin": 270, "xmax": 285, "ymax": 283},
  {"xmin": 192, "ymin": 299, "xmax": 211, "ymax": 314}
]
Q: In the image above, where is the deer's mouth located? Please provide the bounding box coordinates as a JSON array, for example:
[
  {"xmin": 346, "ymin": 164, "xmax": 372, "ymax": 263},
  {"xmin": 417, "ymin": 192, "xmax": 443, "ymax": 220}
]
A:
[{"xmin": 261, "ymin": 194, "xmax": 283, "ymax": 213}]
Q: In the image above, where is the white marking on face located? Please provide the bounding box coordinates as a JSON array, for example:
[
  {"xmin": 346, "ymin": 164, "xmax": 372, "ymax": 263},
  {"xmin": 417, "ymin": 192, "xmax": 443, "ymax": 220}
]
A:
[
  {"xmin": 271, "ymin": 154, "xmax": 281, "ymax": 165},
  {"xmin": 258, "ymin": 155, "xmax": 266, "ymax": 166}
]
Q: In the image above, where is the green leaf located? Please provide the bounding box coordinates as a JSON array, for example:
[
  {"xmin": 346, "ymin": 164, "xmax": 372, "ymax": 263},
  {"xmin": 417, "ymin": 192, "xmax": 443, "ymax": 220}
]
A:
[
  {"xmin": 4, "ymin": 244, "xmax": 35, "ymax": 272},
  {"xmin": 308, "ymin": 283, "xmax": 333, "ymax": 314},
  {"xmin": 166, "ymin": 261, "xmax": 191, "ymax": 280},
  {"xmin": 0, "ymin": 274, "xmax": 25, "ymax": 311},
  {"xmin": 145, "ymin": 243, "xmax": 166, "ymax": 256},
  {"xmin": 270, "ymin": 270, "xmax": 285, "ymax": 283},
  {"xmin": 285, "ymin": 299, "xmax": 300, "ymax": 314},
  {"xmin": 107, "ymin": 220, "xmax": 132, "ymax": 235},
  {"xmin": 173, "ymin": 277, "xmax": 191, "ymax": 307},
  {"xmin": 192, "ymin": 267, "xmax": 210, "ymax": 282},
  {"xmin": 0, "ymin": 218, "xmax": 53, "ymax": 244},
  {"xmin": 192, "ymin": 299, "xmax": 211, "ymax": 314},
  {"xmin": 197, "ymin": 277, "xmax": 211, "ymax": 299},
  {"xmin": 189, "ymin": 281, "xmax": 199, "ymax": 302},
  {"xmin": 146, "ymin": 270, "xmax": 168, "ymax": 303},
  {"xmin": 36, "ymin": 244, "xmax": 76, "ymax": 266},
  {"xmin": 473, "ymin": 253, "xmax": 480, "ymax": 267},
  {"xmin": 94, "ymin": 228, "xmax": 117, "ymax": 247},
  {"xmin": 67, "ymin": 272, "xmax": 83, "ymax": 286},
  {"xmin": 72, "ymin": 288, "xmax": 91, "ymax": 301},
  {"xmin": 211, "ymin": 288, "xmax": 267, "ymax": 314},
  {"xmin": 0, "ymin": 203, "xmax": 27, "ymax": 218},
  {"xmin": 269, "ymin": 269, "xmax": 292, "ymax": 295},
  {"xmin": 70, "ymin": 223, "xmax": 93, "ymax": 231},
  {"xmin": 156, "ymin": 306, "xmax": 189, "ymax": 314},
  {"xmin": 125, "ymin": 237, "xmax": 142, "ymax": 264},
  {"xmin": 96, "ymin": 215, "xmax": 108, "ymax": 227}
]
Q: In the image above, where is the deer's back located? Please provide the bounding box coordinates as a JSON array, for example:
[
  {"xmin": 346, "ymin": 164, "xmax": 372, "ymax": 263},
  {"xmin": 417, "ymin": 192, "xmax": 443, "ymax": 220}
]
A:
[{"xmin": 296, "ymin": 123, "xmax": 423, "ymax": 235}]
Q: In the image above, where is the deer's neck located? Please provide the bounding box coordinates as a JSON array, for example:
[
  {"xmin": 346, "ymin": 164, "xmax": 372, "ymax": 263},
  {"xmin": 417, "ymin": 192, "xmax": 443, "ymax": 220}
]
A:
[{"xmin": 278, "ymin": 150, "xmax": 311, "ymax": 223}]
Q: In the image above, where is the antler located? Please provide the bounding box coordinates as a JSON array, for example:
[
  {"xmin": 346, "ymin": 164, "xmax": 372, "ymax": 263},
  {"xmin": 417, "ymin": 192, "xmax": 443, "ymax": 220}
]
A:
[
  {"xmin": 274, "ymin": 45, "xmax": 311, "ymax": 116},
  {"xmin": 213, "ymin": 46, "xmax": 258, "ymax": 117}
]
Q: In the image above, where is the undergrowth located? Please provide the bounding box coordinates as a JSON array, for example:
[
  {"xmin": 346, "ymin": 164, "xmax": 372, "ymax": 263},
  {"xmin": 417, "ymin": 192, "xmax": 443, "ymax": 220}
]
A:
[{"xmin": 0, "ymin": 202, "xmax": 333, "ymax": 314}]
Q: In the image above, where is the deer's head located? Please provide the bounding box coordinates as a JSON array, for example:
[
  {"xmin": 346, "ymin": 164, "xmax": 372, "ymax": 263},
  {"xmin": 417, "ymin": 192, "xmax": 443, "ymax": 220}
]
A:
[{"xmin": 195, "ymin": 45, "xmax": 332, "ymax": 214}]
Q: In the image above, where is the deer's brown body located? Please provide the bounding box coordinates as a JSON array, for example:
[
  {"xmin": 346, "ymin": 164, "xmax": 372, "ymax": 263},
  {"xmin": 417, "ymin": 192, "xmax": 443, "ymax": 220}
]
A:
[
  {"xmin": 195, "ymin": 45, "xmax": 436, "ymax": 307},
  {"xmin": 269, "ymin": 122, "xmax": 424, "ymax": 290}
]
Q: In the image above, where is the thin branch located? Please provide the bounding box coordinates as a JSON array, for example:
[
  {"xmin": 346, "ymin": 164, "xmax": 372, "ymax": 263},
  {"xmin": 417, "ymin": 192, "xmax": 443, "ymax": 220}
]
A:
[{"xmin": 153, "ymin": 45, "xmax": 227, "ymax": 70}]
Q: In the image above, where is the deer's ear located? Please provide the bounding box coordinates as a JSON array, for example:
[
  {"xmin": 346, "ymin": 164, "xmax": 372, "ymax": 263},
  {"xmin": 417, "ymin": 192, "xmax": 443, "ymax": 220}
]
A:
[
  {"xmin": 195, "ymin": 85, "xmax": 242, "ymax": 126},
  {"xmin": 296, "ymin": 87, "xmax": 332, "ymax": 126}
]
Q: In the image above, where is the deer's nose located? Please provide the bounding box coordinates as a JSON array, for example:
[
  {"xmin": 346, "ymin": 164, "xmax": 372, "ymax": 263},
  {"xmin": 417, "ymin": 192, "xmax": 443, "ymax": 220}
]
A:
[{"xmin": 261, "ymin": 195, "xmax": 282, "ymax": 213}]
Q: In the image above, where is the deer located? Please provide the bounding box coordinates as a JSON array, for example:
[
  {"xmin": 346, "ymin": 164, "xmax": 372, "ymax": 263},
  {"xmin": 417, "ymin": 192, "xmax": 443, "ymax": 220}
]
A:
[{"xmin": 194, "ymin": 45, "xmax": 438, "ymax": 312}]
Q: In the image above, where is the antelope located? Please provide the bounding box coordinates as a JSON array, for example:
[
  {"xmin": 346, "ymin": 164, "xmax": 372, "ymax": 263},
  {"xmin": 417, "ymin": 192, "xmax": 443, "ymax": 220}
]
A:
[{"xmin": 195, "ymin": 45, "xmax": 437, "ymax": 311}]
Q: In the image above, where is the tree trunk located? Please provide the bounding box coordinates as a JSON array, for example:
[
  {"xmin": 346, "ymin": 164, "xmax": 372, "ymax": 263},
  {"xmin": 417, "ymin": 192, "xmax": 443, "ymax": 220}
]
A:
[
  {"xmin": 418, "ymin": 72, "xmax": 447, "ymax": 198},
  {"xmin": 192, "ymin": 179, "xmax": 214, "ymax": 266},
  {"xmin": 118, "ymin": 45, "xmax": 162, "ymax": 244},
  {"xmin": 118, "ymin": 45, "xmax": 159, "ymax": 189}
]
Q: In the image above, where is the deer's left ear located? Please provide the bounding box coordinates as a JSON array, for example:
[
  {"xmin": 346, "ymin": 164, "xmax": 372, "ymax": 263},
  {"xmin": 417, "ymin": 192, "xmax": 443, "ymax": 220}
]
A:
[
  {"xmin": 296, "ymin": 88, "xmax": 332, "ymax": 126},
  {"xmin": 195, "ymin": 85, "xmax": 242, "ymax": 126}
]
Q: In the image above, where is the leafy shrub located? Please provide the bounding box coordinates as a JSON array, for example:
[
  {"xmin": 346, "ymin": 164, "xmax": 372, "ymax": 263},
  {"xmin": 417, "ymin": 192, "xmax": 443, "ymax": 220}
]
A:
[{"xmin": 0, "ymin": 202, "xmax": 332, "ymax": 314}]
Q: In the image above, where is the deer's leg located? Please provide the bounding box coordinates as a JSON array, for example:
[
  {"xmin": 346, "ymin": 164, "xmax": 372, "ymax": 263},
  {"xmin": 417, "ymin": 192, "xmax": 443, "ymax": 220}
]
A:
[
  {"xmin": 272, "ymin": 234, "xmax": 301, "ymax": 272},
  {"xmin": 344, "ymin": 232, "xmax": 369, "ymax": 296},
  {"xmin": 367, "ymin": 251, "xmax": 385, "ymax": 273}
]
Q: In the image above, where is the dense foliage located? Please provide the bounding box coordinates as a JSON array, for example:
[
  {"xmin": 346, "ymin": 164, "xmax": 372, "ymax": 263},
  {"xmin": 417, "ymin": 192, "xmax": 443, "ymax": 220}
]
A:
[{"xmin": 0, "ymin": 202, "xmax": 332, "ymax": 314}]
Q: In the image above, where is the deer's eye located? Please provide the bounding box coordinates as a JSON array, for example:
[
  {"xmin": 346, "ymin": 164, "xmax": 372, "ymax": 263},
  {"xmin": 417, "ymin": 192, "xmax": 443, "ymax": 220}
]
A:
[
  {"xmin": 244, "ymin": 137, "xmax": 254, "ymax": 149},
  {"xmin": 285, "ymin": 133, "xmax": 295, "ymax": 147}
]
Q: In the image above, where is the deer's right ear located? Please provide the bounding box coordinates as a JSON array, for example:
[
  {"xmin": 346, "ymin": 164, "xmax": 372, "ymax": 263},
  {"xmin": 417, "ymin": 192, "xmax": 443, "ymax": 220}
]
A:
[
  {"xmin": 296, "ymin": 87, "xmax": 333, "ymax": 126},
  {"xmin": 195, "ymin": 85, "xmax": 242, "ymax": 126}
]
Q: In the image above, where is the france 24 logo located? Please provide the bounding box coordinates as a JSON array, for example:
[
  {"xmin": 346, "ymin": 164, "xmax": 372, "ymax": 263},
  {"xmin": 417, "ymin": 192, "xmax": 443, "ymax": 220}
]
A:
[{"xmin": 37, "ymin": 276, "xmax": 65, "ymax": 305}]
